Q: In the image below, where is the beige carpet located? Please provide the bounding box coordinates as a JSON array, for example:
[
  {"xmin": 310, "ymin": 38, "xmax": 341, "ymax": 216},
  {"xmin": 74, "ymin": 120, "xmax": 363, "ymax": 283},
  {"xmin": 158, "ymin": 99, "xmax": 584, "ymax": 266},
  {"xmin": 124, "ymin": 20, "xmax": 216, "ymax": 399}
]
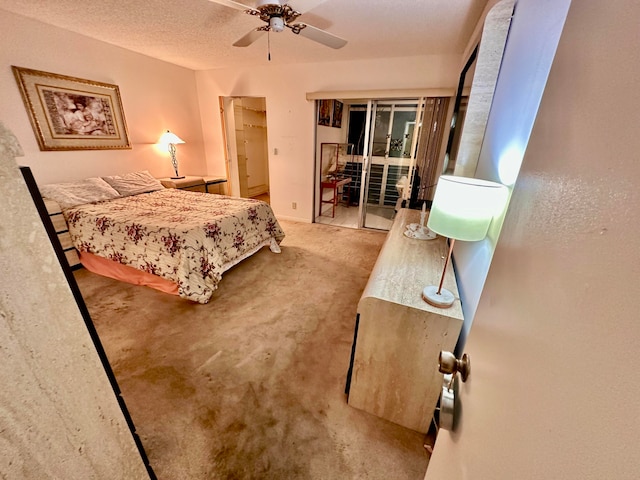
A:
[{"xmin": 74, "ymin": 219, "xmax": 430, "ymax": 479}]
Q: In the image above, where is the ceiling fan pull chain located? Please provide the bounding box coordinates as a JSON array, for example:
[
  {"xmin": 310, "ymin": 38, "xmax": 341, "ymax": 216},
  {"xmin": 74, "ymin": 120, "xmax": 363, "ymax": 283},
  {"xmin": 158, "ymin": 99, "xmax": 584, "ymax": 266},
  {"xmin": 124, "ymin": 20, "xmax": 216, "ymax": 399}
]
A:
[{"xmin": 268, "ymin": 30, "xmax": 271, "ymax": 61}]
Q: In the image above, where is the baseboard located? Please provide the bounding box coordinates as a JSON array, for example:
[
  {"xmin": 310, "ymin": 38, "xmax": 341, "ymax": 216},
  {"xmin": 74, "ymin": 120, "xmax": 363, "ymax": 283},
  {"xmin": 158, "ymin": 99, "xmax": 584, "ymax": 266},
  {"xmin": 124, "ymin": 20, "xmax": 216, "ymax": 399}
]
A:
[
  {"xmin": 248, "ymin": 184, "xmax": 268, "ymax": 197},
  {"xmin": 275, "ymin": 214, "xmax": 312, "ymax": 223}
]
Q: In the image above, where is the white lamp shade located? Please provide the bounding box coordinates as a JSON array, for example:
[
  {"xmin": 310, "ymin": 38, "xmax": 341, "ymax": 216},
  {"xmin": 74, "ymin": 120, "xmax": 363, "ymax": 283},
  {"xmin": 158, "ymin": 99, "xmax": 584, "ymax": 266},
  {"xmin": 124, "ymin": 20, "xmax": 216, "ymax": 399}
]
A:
[
  {"xmin": 427, "ymin": 175, "xmax": 508, "ymax": 241},
  {"xmin": 158, "ymin": 130, "xmax": 185, "ymax": 145}
]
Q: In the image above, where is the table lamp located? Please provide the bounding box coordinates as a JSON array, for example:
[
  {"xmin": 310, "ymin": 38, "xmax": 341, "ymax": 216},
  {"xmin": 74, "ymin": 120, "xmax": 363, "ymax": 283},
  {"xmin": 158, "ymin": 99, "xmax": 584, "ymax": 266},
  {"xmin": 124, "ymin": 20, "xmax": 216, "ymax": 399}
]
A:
[
  {"xmin": 158, "ymin": 130, "xmax": 185, "ymax": 179},
  {"xmin": 423, "ymin": 175, "xmax": 507, "ymax": 308}
]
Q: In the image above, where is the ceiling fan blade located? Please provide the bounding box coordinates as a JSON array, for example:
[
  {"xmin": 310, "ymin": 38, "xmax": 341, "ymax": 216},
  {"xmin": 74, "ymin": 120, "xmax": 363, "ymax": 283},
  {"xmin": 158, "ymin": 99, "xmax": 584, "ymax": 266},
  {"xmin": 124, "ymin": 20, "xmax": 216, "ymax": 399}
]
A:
[
  {"xmin": 233, "ymin": 28, "xmax": 267, "ymax": 47},
  {"xmin": 289, "ymin": 0, "xmax": 328, "ymax": 15},
  {"xmin": 207, "ymin": 0, "xmax": 257, "ymax": 13},
  {"xmin": 294, "ymin": 24, "xmax": 347, "ymax": 49}
]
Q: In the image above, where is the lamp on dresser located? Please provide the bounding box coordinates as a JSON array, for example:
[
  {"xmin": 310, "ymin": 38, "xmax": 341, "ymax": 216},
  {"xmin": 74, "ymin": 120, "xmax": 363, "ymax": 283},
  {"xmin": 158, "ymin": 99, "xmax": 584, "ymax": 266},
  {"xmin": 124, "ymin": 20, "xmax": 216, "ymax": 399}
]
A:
[
  {"xmin": 423, "ymin": 175, "xmax": 508, "ymax": 308},
  {"xmin": 158, "ymin": 130, "xmax": 185, "ymax": 179}
]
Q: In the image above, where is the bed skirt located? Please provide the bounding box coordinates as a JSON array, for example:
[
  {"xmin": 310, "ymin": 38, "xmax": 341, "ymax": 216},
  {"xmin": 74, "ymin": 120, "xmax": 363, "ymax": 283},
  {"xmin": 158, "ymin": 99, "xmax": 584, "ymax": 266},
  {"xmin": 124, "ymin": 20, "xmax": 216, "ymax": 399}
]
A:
[
  {"xmin": 79, "ymin": 251, "xmax": 180, "ymax": 296},
  {"xmin": 77, "ymin": 236, "xmax": 280, "ymax": 300}
]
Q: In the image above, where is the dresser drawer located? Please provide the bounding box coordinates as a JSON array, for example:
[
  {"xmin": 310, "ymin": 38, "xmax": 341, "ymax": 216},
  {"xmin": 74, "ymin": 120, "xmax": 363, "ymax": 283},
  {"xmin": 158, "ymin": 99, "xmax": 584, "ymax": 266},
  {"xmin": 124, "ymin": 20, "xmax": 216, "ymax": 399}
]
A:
[
  {"xmin": 58, "ymin": 231, "xmax": 74, "ymax": 250},
  {"xmin": 50, "ymin": 213, "xmax": 67, "ymax": 233},
  {"xmin": 42, "ymin": 198, "xmax": 81, "ymax": 269},
  {"xmin": 182, "ymin": 184, "xmax": 206, "ymax": 193}
]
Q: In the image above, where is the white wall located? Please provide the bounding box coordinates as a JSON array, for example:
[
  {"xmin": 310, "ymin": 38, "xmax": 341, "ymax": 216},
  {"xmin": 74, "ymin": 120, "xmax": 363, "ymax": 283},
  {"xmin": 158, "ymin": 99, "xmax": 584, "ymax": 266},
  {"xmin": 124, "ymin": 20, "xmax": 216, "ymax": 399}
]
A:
[
  {"xmin": 195, "ymin": 55, "xmax": 461, "ymax": 221},
  {"xmin": 0, "ymin": 9, "xmax": 206, "ymax": 185},
  {"xmin": 426, "ymin": 0, "xmax": 640, "ymax": 478},
  {"xmin": 453, "ymin": 0, "xmax": 572, "ymax": 352}
]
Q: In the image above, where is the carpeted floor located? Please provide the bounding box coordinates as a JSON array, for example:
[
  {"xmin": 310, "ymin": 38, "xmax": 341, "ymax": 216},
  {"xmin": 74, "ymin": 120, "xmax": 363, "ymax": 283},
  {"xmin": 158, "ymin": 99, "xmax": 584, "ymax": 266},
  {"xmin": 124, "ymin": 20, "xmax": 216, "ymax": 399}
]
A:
[{"xmin": 74, "ymin": 219, "xmax": 430, "ymax": 479}]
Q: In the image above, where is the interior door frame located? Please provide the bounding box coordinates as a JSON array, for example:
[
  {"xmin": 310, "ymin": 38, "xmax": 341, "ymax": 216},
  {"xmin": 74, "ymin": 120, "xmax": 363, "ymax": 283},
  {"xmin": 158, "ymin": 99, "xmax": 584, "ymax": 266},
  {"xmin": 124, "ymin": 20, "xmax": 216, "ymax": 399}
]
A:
[
  {"xmin": 219, "ymin": 96, "xmax": 240, "ymax": 197},
  {"xmin": 220, "ymin": 96, "xmax": 270, "ymax": 199}
]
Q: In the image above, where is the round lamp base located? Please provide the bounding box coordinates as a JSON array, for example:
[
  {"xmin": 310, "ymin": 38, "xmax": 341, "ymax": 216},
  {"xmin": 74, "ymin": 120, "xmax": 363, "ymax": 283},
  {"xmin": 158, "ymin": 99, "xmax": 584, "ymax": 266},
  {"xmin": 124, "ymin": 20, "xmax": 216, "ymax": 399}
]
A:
[{"xmin": 422, "ymin": 285, "xmax": 455, "ymax": 308}]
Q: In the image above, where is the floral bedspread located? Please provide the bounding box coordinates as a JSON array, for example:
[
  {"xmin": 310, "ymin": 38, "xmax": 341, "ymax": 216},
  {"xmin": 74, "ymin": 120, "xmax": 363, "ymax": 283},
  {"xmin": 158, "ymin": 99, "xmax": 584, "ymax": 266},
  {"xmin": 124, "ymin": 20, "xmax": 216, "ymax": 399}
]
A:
[{"xmin": 64, "ymin": 189, "xmax": 285, "ymax": 303}]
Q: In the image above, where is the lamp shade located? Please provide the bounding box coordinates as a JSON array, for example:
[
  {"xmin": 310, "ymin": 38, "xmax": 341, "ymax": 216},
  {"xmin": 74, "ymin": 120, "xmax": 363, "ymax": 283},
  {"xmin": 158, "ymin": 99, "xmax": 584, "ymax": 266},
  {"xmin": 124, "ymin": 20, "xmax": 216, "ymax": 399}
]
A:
[
  {"xmin": 427, "ymin": 175, "xmax": 507, "ymax": 241},
  {"xmin": 158, "ymin": 130, "xmax": 185, "ymax": 145}
]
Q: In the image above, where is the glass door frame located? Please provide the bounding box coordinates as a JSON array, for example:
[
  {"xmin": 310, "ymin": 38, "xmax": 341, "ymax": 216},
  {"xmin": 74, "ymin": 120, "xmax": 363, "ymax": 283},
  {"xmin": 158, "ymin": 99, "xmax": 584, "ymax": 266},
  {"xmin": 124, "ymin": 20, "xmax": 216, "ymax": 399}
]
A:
[{"xmin": 357, "ymin": 99, "xmax": 426, "ymax": 229}]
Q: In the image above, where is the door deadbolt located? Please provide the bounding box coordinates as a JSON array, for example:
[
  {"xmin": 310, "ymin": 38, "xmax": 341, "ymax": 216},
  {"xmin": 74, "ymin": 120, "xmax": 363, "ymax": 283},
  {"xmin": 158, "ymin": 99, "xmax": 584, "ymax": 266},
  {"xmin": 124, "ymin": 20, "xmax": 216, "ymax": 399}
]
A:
[{"xmin": 439, "ymin": 351, "xmax": 470, "ymax": 382}]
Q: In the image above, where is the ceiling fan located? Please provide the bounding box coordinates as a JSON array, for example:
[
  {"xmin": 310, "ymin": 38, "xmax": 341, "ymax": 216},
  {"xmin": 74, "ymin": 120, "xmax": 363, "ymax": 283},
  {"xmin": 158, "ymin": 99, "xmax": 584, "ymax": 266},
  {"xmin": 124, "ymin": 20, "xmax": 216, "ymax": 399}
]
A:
[{"xmin": 208, "ymin": 0, "xmax": 347, "ymax": 49}]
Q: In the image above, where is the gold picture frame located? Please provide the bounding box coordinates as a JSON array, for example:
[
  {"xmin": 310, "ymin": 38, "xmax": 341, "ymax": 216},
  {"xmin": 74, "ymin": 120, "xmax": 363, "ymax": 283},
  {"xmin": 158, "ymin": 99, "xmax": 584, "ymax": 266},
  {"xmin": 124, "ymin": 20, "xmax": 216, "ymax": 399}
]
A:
[
  {"xmin": 317, "ymin": 99, "xmax": 332, "ymax": 127},
  {"xmin": 12, "ymin": 66, "xmax": 131, "ymax": 151},
  {"xmin": 331, "ymin": 100, "xmax": 343, "ymax": 128}
]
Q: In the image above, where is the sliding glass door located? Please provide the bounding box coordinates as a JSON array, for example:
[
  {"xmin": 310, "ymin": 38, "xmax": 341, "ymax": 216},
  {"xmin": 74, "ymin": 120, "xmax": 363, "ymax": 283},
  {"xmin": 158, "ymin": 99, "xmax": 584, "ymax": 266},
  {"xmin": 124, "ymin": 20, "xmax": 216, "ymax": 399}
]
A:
[
  {"xmin": 315, "ymin": 96, "xmax": 447, "ymax": 231},
  {"xmin": 354, "ymin": 100, "xmax": 423, "ymax": 230}
]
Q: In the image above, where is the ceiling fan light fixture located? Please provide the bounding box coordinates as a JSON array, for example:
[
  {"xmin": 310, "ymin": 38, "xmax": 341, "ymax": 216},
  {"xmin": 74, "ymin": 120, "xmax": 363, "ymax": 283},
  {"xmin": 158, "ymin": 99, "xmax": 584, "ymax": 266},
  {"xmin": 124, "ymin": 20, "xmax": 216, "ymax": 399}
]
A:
[
  {"xmin": 209, "ymin": 0, "xmax": 347, "ymax": 49},
  {"xmin": 269, "ymin": 16, "xmax": 285, "ymax": 32}
]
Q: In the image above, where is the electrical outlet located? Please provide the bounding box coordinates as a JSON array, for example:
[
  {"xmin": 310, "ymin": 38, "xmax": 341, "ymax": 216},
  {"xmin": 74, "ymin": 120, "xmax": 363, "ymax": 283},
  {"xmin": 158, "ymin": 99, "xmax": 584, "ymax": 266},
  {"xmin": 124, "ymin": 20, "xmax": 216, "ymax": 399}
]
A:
[{"xmin": 292, "ymin": 202, "xmax": 297, "ymax": 210}]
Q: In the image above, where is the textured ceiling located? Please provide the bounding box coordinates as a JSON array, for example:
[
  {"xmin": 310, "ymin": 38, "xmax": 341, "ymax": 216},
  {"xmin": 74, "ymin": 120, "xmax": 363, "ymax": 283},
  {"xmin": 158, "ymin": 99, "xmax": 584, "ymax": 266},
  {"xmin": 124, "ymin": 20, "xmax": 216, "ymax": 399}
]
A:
[{"xmin": 0, "ymin": 0, "xmax": 489, "ymax": 70}]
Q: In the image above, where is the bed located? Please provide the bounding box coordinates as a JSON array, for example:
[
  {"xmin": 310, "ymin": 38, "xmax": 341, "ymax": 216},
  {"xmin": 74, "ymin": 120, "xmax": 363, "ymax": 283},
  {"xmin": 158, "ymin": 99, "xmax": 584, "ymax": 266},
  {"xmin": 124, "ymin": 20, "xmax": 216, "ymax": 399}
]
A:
[{"xmin": 39, "ymin": 171, "xmax": 285, "ymax": 304}]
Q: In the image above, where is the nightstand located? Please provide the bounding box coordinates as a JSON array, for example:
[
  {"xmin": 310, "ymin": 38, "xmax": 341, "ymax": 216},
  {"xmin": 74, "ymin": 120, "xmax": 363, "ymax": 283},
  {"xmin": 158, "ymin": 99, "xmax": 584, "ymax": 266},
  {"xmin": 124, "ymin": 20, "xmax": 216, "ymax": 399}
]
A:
[
  {"xmin": 158, "ymin": 176, "xmax": 206, "ymax": 192},
  {"xmin": 319, "ymin": 177, "xmax": 351, "ymax": 217},
  {"xmin": 203, "ymin": 176, "xmax": 228, "ymax": 195}
]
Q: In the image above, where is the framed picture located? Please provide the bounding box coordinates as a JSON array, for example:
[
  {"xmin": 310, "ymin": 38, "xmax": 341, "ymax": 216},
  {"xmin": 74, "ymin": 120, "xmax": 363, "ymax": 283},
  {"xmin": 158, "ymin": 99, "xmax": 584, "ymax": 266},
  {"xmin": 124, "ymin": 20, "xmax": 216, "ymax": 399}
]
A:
[
  {"xmin": 317, "ymin": 99, "xmax": 332, "ymax": 127},
  {"xmin": 12, "ymin": 66, "xmax": 131, "ymax": 151},
  {"xmin": 332, "ymin": 100, "xmax": 343, "ymax": 128}
]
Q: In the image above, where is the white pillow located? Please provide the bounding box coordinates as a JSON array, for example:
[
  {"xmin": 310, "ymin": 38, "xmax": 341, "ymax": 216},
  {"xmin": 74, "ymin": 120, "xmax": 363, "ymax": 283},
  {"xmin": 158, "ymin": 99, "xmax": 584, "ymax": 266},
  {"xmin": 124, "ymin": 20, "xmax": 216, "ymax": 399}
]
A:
[
  {"xmin": 40, "ymin": 177, "xmax": 121, "ymax": 209},
  {"xmin": 102, "ymin": 170, "xmax": 164, "ymax": 196}
]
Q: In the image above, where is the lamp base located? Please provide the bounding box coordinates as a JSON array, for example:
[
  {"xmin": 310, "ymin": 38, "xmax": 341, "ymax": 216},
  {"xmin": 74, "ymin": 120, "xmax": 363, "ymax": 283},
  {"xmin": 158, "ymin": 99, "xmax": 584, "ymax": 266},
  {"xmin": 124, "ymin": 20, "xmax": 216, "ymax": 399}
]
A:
[
  {"xmin": 422, "ymin": 285, "xmax": 455, "ymax": 308},
  {"xmin": 171, "ymin": 175, "xmax": 186, "ymax": 179}
]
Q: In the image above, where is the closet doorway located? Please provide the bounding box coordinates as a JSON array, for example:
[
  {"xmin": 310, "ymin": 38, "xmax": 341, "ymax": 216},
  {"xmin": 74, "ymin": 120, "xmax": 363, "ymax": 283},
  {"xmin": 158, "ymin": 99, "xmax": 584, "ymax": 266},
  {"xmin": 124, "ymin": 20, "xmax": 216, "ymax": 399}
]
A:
[
  {"xmin": 220, "ymin": 96, "xmax": 270, "ymax": 202},
  {"xmin": 315, "ymin": 97, "xmax": 449, "ymax": 231}
]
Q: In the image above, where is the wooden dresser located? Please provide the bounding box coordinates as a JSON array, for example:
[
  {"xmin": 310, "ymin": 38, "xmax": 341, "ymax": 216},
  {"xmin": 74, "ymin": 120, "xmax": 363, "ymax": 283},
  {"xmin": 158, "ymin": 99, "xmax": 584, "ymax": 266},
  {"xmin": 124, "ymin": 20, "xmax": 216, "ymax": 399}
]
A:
[{"xmin": 346, "ymin": 208, "xmax": 464, "ymax": 433}]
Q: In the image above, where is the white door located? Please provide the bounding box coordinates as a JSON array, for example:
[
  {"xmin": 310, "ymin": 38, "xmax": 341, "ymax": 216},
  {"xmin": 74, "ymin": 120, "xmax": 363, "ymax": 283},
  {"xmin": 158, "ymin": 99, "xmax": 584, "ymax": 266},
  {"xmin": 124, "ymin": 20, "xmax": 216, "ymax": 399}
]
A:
[{"xmin": 425, "ymin": 0, "xmax": 640, "ymax": 478}]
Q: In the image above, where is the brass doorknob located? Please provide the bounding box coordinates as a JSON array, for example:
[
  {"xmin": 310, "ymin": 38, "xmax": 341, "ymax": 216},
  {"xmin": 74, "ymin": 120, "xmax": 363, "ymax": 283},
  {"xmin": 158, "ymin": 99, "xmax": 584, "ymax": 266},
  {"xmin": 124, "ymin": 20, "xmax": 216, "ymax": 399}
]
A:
[{"xmin": 438, "ymin": 351, "xmax": 471, "ymax": 382}]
